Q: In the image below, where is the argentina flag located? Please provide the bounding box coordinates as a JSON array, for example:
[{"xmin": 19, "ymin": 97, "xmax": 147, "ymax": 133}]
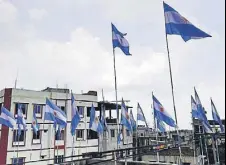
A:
[
  {"xmin": 164, "ymin": 2, "xmax": 211, "ymax": 42},
  {"xmin": 112, "ymin": 23, "xmax": 131, "ymax": 55}
]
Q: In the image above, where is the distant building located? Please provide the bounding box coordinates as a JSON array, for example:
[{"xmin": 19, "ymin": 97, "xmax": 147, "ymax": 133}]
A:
[{"xmin": 0, "ymin": 88, "xmax": 132, "ymax": 165}]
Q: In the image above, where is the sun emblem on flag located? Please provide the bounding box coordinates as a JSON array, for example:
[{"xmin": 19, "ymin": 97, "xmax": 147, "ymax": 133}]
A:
[
  {"xmin": 95, "ymin": 117, "xmax": 99, "ymax": 124},
  {"xmin": 32, "ymin": 121, "xmax": 36, "ymax": 125},
  {"xmin": 126, "ymin": 113, "xmax": 130, "ymax": 120},
  {"xmin": 160, "ymin": 106, "xmax": 164, "ymax": 112}
]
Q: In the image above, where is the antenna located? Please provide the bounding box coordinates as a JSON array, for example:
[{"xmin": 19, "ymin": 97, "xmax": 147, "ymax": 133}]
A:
[{"xmin": 14, "ymin": 69, "xmax": 19, "ymax": 89}]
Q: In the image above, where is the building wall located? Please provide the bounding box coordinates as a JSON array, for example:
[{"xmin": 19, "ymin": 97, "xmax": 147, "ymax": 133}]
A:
[{"xmin": 0, "ymin": 88, "xmax": 133, "ymax": 164}]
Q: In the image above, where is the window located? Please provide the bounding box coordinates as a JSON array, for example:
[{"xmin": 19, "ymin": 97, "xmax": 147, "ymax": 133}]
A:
[
  {"xmin": 32, "ymin": 130, "xmax": 41, "ymax": 144},
  {"xmin": 77, "ymin": 106, "xmax": 84, "ymax": 117},
  {"xmin": 13, "ymin": 130, "xmax": 25, "ymax": 142},
  {"xmin": 126, "ymin": 130, "xmax": 130, "ymax": 137},
  {"xmin": 54, "ymin": 155, "xmax": 64, "ymax": 164},
  {"xmin": 87, "ymin": 129, "xmax": 98, "ymax": 139},
  {"xmin": 87, "ymin": 107, "xmax": 91, "ymax": 117},
  {"xmin": 33, "ymin": 104, "xmax": 43, "ymax": 118},
  {"xmin": 12, "ymin": 157, "xmax": 25, "ymax": 165},
  {"xmin": 76, "ymin": 130, "xmax": 84, "ymax": 140},
  {"xmin": 127, "ymin": 149, "xmax": 130, "ymax": 156},
  {"xmin": 58, "ymin": 106, "xmax": 65, "ymax": 111},
  {"xmin": 55, "ymin": 129, "xmax": 65, "ymax": 141},
  {"xmin": 15, "ymin": 103, "xmax": 28, "ymax": 117},
  {"xmin": 111, "ymin": 130, "xmax": 115, "ymax": 138}
]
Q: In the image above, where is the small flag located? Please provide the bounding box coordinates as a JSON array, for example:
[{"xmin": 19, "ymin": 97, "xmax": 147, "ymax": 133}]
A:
[
  {"xmin": 121, "ymin": 98, "xmax": 132, "ymax": 132},
  {"xmin": 163, "ymin": 2, "xmax": 211, "ymax": 42},
  {"xmin": 17, "ymin": 104, "xmax": 27, "ymax": 135},
  {"xmin": 153, "ymin": 95, "xmax": 176, "ymax": 128},
  {"xmin": 211, "ymin": 99, "xmax": 224, "ymax": 133},
  {"xmin": 0, "ymin": 107, "xmax": 16, "ymax": 129},
  {"xmin": 112, "ymin": 23, "xmax": 131, "ymax": 55},
  {"xmin": 117, "ymin": 130, "xmax": 123, "ymax": 145},
  {"xmin": 71, "ymin": 94, "xmax": 81, "ymax": 136},
  {"xmin": 32, "ymin": 110, "xmax": 39, "ymax": 134},
  {"xmin": 194, "ymin": 88, "xmax": 208, "ymax": 122},
  {"xmin": 44, "ymin": 98, "xmax": 67, "ymax": 128},
  {"xmin": 89, "ymin": 104, "xmax": 103, "ymax": 134},
  {"xmin": 137, "ymin": 103, "xmax": 145, "ymax": 122},
  {"xmin": 191, "ymin": 96, "xmax": 202, "ymax": 120},
  {"xmin": 130, "ymin": 110, "xmax": 137, "ymax": 131}
]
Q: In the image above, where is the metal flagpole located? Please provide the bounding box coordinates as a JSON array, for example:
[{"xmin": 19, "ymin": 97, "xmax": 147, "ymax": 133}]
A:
[
  {"xmin": 191, "ymin": 117, "xmax": 196, "ymax": 164},
  {"xmin": 16, "ymin": 125, "xmax": 19, "ymax": 164},
  {"xmin": 136, "ymin": 103, "xmax": 139, "ymax": 161},
  {"xmin": 199, "ymin": 125, "xmax": 204, "ymax": 165},
  {"xmin": 163, "ymin": 14, "xmax": 182, "ymax": 162},
  {"xmin": 112, "ymin": 46, "xmax": 120, "ymax": 150},
  {"xmin": 204, "ymin": 136, "xmax": 210, "ymax": 165},
  {"xmin": 152, "ymin": 92, "xmax": 160, "ymax": 162},
  {"xmin": 215, "ymin": 137, "xmax": 220, "ymax": 164},
  {"xmin": 211, "ymin": 136, "xmax": 217, "ymax": 165}
]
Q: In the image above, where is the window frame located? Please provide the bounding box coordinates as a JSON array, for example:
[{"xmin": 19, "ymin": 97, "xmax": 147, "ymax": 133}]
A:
[
  {"xmin": 55, "ymin": 129, "xmax": 65, "ymax": 141},
  {"xmin": 77, "ymin": 106, "xmax": 84, "ymax": 118},
  {"xmin": 76, "ymin": 129, "xmax": 85, "ymax": 141},
  {"xmin": 12, "ymin": 130, "xmax": 26, "ymax": 147},
  {"xmin": 33, "ymin": 104, "xmax": 44, "ymax": 119},
  {"xmin": 111, "ymin": 130, "xmax": 115, "ymax": 138},
  {"xmin": 32, "ymin": 130, "xmax": 42, "ymax": 145},
  {"xmin": 12, "ymin": 157, "xmax": 25, "ymax": 165},
  {"xmin": 54, "ymin": 155, "xmax": 64, "ymax": 164},
  {"xmin": 14, "ymin": 103, "xmax": 28, "ymax": 119}
]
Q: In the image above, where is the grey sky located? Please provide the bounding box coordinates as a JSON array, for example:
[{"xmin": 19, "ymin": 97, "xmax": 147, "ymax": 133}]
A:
[{"xmin": 0, "ymin": 0, "xmax": 225, "ymax": 129}]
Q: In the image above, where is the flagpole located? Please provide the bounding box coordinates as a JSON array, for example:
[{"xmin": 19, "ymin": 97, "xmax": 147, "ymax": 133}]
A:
[
  {"xmin": 112, "ymin": 47, "xmax": 120, "ymax": 150},
  {"xmin": 136, "ymin": 103, "xmax": 139, "ymax": 161},
  {"xmin": 152, "ymin": 92, "xmax": 160, "ymax": 162},
  {"xmin": 215, "ymin": 137, "xmax": 220, "ymax": 164},
  {"xmin": 163, "ymin": 14, "xmax": 182, "ymax": 163},
  {"xmin": 17, "ymin": 125, "xmax": 19, "ymax": 164},
  {"xmin": 191, "ymin": 117, "xmax": 196, "ymax": 164},
  {"xmin": 199, "ymin": 125, "xmax": 204, "ymax": 165}
]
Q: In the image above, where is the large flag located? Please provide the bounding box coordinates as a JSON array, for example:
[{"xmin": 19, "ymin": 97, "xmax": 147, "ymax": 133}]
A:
[
  {"xmin": 191, "ymin": 95, "xmax": 202, "ymax": 119},
  {"xmin": 44, "ymin": 98, "xmax": 67, "ymax": 128},
  {"xmin": 0, "ymin": 107, "xmax": 16, "ymax": 129},
  {"xmin": 32, "ymin": 110, "xmax": 39, "ymax": 135},
  {"xmin": 89, "ymin": 104, "xmax": 103, "ymax": 134},
  {"xmin": 157, "ymin": 118, "xmax": 166, "ymax": 133},
  {"xmin": 71, "ymin": 94, "xmax": 81, "ymax": 136},
  {"xmin": 130, "ymin": 110, "xmax": 137, "ymax": 131},
  {"xmin": 17, "ymin": 104, "xmax": 27, "ymax": 136},
  {"xmin": 211, "ymin": 99, "xmax": 225, "ymax": 133},
  {"xmin": 121, "ymin": 98, "xmax": 132, "ymax": 132},
  {"xmin": 153, "ymin": 95, "xmax": 176, "ymax": 128},
  {"xmin": 112, "ymin": 23, "xmax": 131, "ymax": 55},
  {"xmin": 163, "ymin": 2, "xmax": 211, "ymax": 42}
]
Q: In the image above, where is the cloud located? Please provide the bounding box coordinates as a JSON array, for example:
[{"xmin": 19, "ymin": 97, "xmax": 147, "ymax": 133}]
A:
[
  {"xmin": 0, "ymin": 0, "xmax": 17, "ymax": 23},
  {"xmin": 28, "ymin": 8, "xmax": 48, "ymax": 21}
]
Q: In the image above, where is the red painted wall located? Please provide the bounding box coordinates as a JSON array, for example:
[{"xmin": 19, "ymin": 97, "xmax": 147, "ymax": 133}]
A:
[{"xmin": 0, "ymin": 88, "xmax": 12, "ymax": 164}]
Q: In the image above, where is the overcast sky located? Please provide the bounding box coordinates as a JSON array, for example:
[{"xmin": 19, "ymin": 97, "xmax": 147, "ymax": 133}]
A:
[{"xmin": 0, "ymin": 0, "xmax": 225, "ymax": 129}]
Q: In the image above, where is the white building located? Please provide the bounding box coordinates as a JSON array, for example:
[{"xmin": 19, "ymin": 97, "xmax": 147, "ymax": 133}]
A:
[{"xmin": 0, "ymin": 88, "xmax": 132, "ymax": 165}]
